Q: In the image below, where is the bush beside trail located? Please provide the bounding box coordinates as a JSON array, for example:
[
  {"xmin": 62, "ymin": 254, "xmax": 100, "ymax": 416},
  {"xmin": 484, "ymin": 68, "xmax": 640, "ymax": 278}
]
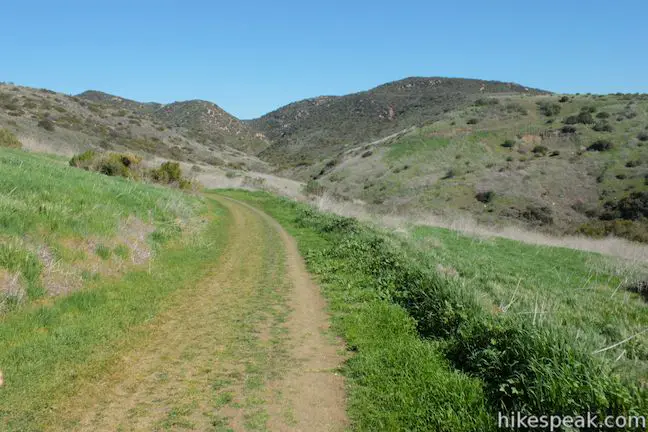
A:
[
  {"xmin": 69, "ymin": 150, "xmax": 195, "ymax": 189},
  {"xmin": 0, "ymin": 128, "xmax": 22, "ymax": 149}
]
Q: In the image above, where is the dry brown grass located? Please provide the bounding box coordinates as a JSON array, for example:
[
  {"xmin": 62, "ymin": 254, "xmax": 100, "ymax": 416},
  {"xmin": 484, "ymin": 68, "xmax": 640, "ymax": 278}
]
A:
[
  {"xmin": 0, "ymin": 269, "xmax": 24, "ymax": 311},
  {"xmin": 308, "ymin": 193, "xmax": 648, "ymax": 264},
  {"xmin": 26, "ymin": 217, "xmax": 156, "ymax": 297}
]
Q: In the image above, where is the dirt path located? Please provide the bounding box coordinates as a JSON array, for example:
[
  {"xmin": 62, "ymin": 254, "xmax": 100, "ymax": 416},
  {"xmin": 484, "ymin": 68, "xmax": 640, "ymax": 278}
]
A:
[{"xmin": 49, "ymin": 196, "xmax": 347, "ymax": 431}]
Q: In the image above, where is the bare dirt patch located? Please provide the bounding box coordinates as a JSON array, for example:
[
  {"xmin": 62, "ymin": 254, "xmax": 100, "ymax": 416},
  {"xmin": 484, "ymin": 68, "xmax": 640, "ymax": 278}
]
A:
[{"xmin": 234, "ymin": 199, "xmax": 348, "ymax": 431}]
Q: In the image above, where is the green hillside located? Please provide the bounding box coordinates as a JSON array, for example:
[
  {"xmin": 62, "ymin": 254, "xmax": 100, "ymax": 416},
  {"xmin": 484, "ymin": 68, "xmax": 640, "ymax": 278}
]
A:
[
  {"xmin": 305, "ymin": 92, "xmax": 648, "ymax": 239},
  {"xmin": 0, "ymin": 144, "xmax": 205, "ymax": 306},
  {"xmin": 0, "ymin": 143, "xmax": 234, "ymax": 428}
]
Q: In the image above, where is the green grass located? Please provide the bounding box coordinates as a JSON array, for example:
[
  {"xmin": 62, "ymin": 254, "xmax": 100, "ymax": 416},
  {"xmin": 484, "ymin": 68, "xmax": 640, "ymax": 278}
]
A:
[
  {"xmin": 386, "ymin": 136, "xmax": 449, "ymax": 161},
  {"xmin": 220, "ymin": 190, "xmax": 647, "ymax": 431},
  {"xmin": 0, "ymin": 199, "xmax": 229, "ymax": 430},
  {"xmin": 410, "ymin": 226, "xmax": 648, "ymax": 378},
  {"xmin": 0, "ymin": 148, "xmax": 230, "ymax": 429},
  {"xmin": 0, "ymin": 148, "xmax": 201, "ymax": 302}
]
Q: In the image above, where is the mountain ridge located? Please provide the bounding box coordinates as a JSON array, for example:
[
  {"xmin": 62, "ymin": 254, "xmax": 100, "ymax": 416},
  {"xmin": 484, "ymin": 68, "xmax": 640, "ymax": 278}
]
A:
[{"xmin": 250, "ymin": 76, "xmax": 549, "ymax": 165}]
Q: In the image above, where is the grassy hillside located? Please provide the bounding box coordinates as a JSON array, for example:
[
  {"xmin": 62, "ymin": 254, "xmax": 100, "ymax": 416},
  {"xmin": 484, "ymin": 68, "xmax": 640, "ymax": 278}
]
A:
[
  {"xmin": 308, "ymin": 92, "xmax": 648, "ymax": 239},
  {"xmin": 0, "ymin": 145, "xmax": 205, "ymax": 306},
  {"xmin": 252, "ymin": 77, "xmax": 548, "ymax": 167},
  {"xmin": 0, "ymin": 83, "xmax": 268, "ymax": 171},
  {"xmin": 224, "ymin": 190, "xmax": 648, "ymax": 430},
  {"xmin": 0, "ymin": 146, "xmax": 232, "ymax": 429}
]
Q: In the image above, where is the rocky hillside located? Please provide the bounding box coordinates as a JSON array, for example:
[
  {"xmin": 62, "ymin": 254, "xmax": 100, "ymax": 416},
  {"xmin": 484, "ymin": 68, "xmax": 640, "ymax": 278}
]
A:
[
  {"xmin": 0, "ymin": 83, "xmax": 268, "ymax": 171},
  {"xmin": 152, "ymin": 100, "xmax": 269, "ymax": 155},
  {"xmin": 76, "ymin": 90, "xmax": 270, "ymax": 155},
  {"xmin": 76, "ymin": 90, "xmax": 162, "ymax": 114},
  {"xmin": 251, "ymin": 77, "xmax": 548, "ymax": 167}
]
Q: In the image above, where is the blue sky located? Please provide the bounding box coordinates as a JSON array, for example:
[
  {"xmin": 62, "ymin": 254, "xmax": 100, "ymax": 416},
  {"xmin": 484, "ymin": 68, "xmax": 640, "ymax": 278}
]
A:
[{"xmin": 2, "ymin": 0, "xmax": 646, "ymax": 118}]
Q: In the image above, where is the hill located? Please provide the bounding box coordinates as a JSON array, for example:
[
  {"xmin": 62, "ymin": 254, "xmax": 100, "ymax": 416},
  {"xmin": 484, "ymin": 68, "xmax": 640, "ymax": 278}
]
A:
[
  {"xmin": 152, "ymin": 99, "xmax": 269, "ymax": 155},
  {"xmin": 301, "ymin": 91, "xmax": 648, "ymax": 240},
  {"xmin": 0, "ymin": 83, "xmax": 268, "ymax": 171},
  {"xmin": 251, "ymin": 77, "xmax": 548, "ymax": 166},
  {"xmin": 5, "ymin": 78, "xmax": 648, "ymax": 242},
  {"xmin": 76, "ymin": 90, "xmax": 162, "ymax": 114}
]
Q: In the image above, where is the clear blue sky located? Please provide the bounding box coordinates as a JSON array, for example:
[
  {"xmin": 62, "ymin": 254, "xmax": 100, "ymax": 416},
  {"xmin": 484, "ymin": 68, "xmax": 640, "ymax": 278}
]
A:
[{"xmin": 2, "ymin": 0, "xmax": 646, "ymax": 118}]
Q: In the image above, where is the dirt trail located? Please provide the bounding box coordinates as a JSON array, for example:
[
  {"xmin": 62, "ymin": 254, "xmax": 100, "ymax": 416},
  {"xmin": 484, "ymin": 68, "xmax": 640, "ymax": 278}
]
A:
[
  {"xmin": 226, "ymin": 198, "xmax": 348, "ymax": 432},
  {"xmin": 49, "ymin": 196, "xmax": 347, "ymax": 431}
]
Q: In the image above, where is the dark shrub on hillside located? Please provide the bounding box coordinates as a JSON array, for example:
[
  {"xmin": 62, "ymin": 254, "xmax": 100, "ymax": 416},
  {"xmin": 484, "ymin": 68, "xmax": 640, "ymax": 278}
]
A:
[
  {"xmin": 560, "ymin": 125, "xmax": 577, "ymax": 134},
  {"xmin": 505, "ymin": 103, "xmax": 528, "ymax": 115},
  {"xmin": 0, "ymin": 128, "xmax": 22, "ymax": 148},
  {"xmin": 303, "ymin": 179, "xmax": 325, "ymax": 196},
  {"xmin": 361, "ymin": 150, "xmax": 373, "ymax": 158},
  {"xmin": 151, "ymin": 161, "xmax": 182, "ymax": 183},
  {"xmin": 558, "ymin": 95, "xmax": 570, "ymax": 103},
  {"xmin": 474, "ymin": 97, "xmax": 499, "ymax": 106},
  {"xmin": 638, "ymin": 132, "xmax": 648, "ymax": 142},
  {"xmin": 581, "ymin": 105, "xmax": 597, "ymax": 113},
  {"xmin": 98, "ymin": 153, "xmax": 141, "ymax": 177},
  {"xmin": 69, "ymin": 150, "xmax": 98, "ymax": 168},
  {"xmin": 537, "ymin": 101, "xmax": 561, "ymax": 117},
  {"xmin": 475, "ymin": 191, "xmax": 495, "ymax": 203},
  {"xmin": 150, "ymin": 161, "xmax": 193, "ymax": 189},
  {"xmin": 466, "ymin": 118, "xmax": 479, "ymax": 125},
  {"xmin": 442, "ymin": 169, "xmax": 457, "ymax": 179},
  {"xmin": 596, "ymin": 111, "xmax": 610, "ymax": 119},
  {"xmin": 70, "ymin": 151, "xmax": 148, "ymax": 181},
  {"xmin": 602, "ymin": 191, "xmax": 648, "ymax": 220},
  {"xmin": 549, "ymin": 150, "xmax": 560, "ymax": 157},
  {"xmin": 38, "ymin": 118, "xmax": 55, "ymax": 131},
  {"xmin": 587, "ymin": 140, "xmax": 614, "ymax": 151},
  {"xmin": 522, "ymin": 205, "xmax": 553, "ymax": 224},
  {"xmin": 564, "ymin": 111, "xmax": 594, "ymax": 125},
  {"xmin": 626, "ymin": 160, "xmax": 641, "ymax": 168},
  {"xmin": 578, "ymin": 219, "xmax": 648, "ymax": 243},
  {"xmin": 624, "ymin": 280, "xmax": 648, "ymax": 302},
  {"xmin": 501, "ymin": 139, "xmax": 515, "ymax": 148},
  {"xmin": 593, "ymin": 121, "xmax": 614, "ymax": 132},
  {"xmin": 531, "ymin": 145, "xmax": 548, "ymax": 155}
]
